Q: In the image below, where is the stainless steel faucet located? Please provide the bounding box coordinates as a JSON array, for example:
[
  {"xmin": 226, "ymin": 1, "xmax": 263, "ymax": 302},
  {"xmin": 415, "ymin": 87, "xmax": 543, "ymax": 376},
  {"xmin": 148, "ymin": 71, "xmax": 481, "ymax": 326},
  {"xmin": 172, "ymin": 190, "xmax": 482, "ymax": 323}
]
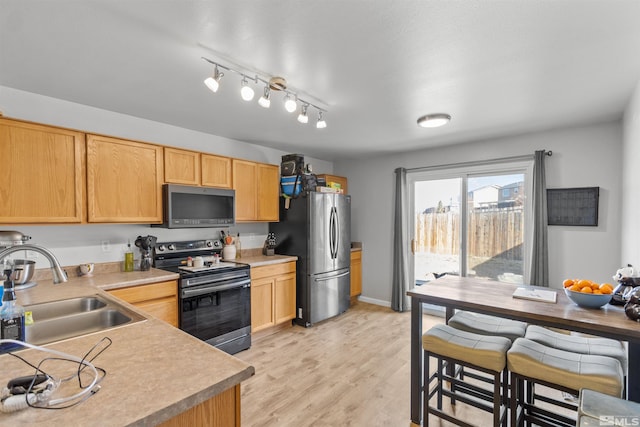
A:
[{"xmin": 0, "ymin": 244, "xmax": 68, "ymax": 284}]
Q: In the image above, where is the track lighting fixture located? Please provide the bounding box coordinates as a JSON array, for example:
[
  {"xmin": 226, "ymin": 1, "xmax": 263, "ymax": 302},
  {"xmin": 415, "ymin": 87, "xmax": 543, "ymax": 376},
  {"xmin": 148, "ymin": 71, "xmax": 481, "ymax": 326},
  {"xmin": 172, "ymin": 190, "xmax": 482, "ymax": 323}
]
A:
[
  {"xmin": 202, "ymin": 56, "xmax": 327, "ymax": 129},
  {"xmin": 204, "ymin": 65, "xmax": 223, "ymax": 93},
  {"xmin": 297, "ymin": 104, "xmax": 309, "ymax": 124},
  {"xmin": 316, "ymin": 111, "xmax": 327, "ymax": 129},
  {"xmin": 258, "ymin": 86, "xmax": 271, "ymax": 108},
  {"xmin": 417, "ymin": 113, "xmax": 451, "ymax": 128}
]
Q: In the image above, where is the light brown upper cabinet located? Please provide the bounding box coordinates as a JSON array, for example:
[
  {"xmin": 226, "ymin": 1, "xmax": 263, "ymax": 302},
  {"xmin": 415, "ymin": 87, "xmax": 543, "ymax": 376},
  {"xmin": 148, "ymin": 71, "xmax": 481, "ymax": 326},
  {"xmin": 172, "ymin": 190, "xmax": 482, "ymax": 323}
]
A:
[
  {"xmin": 201, "ymin": 154, "xmax": 232, "ymax": 188},
  {"xmin": 0, "ymin": 118, "xmax": 84, "ymax": 223},
  {"xmin": 318, "ymin": 174, "xmax": 348, "ymax": 195},
  {"xmin": 232, "ymin": 160, "xmax": 279, "ymax": 222},
  {"xmin": 164, "ymin": 147, "xmax": 200, "ymax": 185},
  {"xmin": 86, "ymin": 134, "xmax": 163, "ymax": 223},
  {"xmin": 257, "ymin": 163, "xmax": 280, "ymax": 221}
]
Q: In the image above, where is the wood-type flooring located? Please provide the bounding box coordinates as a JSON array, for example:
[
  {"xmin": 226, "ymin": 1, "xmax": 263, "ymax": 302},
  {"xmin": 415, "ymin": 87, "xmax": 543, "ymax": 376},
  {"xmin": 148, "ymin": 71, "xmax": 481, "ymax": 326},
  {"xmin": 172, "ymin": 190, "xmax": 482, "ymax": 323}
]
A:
[{"xmin": 236, "ymin": 302, "xmax": 506, "ymax": 426}]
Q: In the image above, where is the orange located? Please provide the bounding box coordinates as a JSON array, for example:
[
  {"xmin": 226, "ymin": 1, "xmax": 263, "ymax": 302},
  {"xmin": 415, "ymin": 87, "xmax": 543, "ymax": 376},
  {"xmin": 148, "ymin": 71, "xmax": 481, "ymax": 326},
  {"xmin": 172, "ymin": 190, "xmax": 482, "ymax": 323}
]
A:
[
  {"xmin": 569, "ymin": 284, "xmax": 581, "ymax": 292},
  {"xmin": 593, "ymin": 290, "xmax": 602, "ymax": 294},
  {"xmin": 577, "ymin": 279, "xmax": 592, "ymax": 289},
  {"xmin": 600, "ymin": 283, "xmax": 613, "ymax": 292},
  {"xmin": 580, "ymin": 286, "xmax": 593, "ymax": 293},
  {"xmin": 600, "ymin": 285, "xmax": 613, "ymax": 295},
  {"xmin": 563, "ymin": 279, "xmax": 574, "ymax": 288},
  {"xmin": 590, "ymin": 282, "xmax": 601, "ymax": 290}
]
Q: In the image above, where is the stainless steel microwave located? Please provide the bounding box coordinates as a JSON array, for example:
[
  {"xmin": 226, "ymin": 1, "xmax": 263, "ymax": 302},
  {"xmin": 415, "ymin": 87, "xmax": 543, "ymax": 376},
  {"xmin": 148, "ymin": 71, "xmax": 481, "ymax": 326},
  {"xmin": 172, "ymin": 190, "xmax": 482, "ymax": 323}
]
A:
[{"xmin": 156, "ymin": 184, "xmax": 235, "ymax": 228}]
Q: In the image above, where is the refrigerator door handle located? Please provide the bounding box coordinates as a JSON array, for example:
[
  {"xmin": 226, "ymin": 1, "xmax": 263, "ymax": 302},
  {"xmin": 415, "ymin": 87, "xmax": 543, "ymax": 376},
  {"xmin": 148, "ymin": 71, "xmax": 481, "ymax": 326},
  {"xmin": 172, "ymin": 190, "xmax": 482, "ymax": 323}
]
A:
[
  {"xmin": 314, "ymin": 271, "xmax": 350, "ymax": 282},
  {"xmin": 330, "ymin": 206, "xmax": 337, "ymax": 259}
]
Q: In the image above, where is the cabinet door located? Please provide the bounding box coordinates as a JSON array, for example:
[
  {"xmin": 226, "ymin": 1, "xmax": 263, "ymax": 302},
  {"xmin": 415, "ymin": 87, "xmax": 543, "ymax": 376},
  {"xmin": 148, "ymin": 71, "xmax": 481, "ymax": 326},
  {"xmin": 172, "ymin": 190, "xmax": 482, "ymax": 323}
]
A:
[
  {"xmin": 107, "ymin": 280, "xmax": 178, "ymax": 327},
  {"xmin": 251, "ymin": 277, "xmax": 274, "ymax": 332},
  {"xmin": 257, "ymin": 164, "xmax": 279, "ymax": 221},
  {"xmin": 164, "ymin": 147, "xmax": 200, "ymax": 185},
  {"xmin": 201, "ymin": 154, "xmax": 232, "ymax": 188},
  {"xmin": 232, "ymin": 159, "xmax": 257, "ymax": 221},
  {"xmin": 350, "ymin": 250, "xmax": 362, "ymax": 297},
  {"xmin": 87, "ymin": 134, "xmax": 163, "ymax": 223},
  {"xmin": 0, "ymin": 118, "xmax": 84, "ymax": 223},
  {"xmin": 274, "ymin": 272, "xmax": 296, "ymax": 324}
]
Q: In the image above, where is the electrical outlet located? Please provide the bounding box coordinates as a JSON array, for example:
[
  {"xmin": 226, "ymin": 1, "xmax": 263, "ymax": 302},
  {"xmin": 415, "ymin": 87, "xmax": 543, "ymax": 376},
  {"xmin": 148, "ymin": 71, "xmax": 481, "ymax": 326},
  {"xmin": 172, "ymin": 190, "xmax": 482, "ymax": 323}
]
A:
[{"xmin": 101, "ymin": 240, "xmax": 111, "ymax": 252}]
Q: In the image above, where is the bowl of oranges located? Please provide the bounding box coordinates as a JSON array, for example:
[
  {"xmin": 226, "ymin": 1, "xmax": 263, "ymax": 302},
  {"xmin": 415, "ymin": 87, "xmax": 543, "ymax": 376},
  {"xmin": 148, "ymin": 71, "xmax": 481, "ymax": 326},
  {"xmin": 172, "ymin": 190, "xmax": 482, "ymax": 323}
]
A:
[{"xmin": 563, "ymin": 279, "xmax": 613, "ymax": 308}]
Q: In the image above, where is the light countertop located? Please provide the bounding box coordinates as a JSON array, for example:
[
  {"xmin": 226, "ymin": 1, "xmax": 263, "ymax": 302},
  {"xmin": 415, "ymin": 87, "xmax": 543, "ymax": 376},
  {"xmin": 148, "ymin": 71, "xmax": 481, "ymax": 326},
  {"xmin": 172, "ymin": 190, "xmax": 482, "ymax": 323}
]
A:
[{"xmin": 0, "ymin": 272, "xmax": 254, "ymax": 426}]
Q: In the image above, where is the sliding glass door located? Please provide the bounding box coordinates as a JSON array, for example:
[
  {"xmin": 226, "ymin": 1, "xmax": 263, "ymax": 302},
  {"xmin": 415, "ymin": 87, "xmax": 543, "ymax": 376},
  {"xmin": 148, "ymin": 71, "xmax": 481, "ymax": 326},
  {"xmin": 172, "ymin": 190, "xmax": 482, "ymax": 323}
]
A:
[{"xmin": 409, "ymin": 160, "xmax": 532, "ymax": 288}]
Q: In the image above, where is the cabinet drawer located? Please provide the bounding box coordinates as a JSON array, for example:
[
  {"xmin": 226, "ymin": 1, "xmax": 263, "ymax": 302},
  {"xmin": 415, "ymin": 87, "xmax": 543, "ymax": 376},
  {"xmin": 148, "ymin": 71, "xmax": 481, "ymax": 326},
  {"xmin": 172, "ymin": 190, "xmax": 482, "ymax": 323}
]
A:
[
  {"xmin": 108, "ymin": 280, "xmax": 177, "ymax": 304},
  {"xmin": 251, "ymin": 262, "xmax": 296, "ymax": 280},
  {"xmin": 350, "ymin": 250, "xmax": 362, "ymax": 261}
]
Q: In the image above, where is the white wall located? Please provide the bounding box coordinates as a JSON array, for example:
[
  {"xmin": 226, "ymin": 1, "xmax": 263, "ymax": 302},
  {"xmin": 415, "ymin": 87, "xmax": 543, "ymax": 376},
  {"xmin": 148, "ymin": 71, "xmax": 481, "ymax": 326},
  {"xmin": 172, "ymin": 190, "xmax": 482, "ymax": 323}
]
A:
[
  {"xmin": 335, "ymin": 122, "xmax": 623, "ymax": 306},
  {"xmin": 622, "ymin": 81, "xmax": 640, "ymax": 267},
  {"xmin": 0, "ymin": 86, "xmax": 334, "ymax": 266}
]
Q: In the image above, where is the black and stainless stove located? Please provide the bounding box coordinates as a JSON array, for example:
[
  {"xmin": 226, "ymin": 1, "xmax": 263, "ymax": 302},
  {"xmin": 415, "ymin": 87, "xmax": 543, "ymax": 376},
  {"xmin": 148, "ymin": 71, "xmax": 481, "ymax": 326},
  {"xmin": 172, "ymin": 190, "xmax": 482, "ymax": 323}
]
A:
[{"xmin": 153, "ymin": 239, "xmax": 251, "ymax": 355}]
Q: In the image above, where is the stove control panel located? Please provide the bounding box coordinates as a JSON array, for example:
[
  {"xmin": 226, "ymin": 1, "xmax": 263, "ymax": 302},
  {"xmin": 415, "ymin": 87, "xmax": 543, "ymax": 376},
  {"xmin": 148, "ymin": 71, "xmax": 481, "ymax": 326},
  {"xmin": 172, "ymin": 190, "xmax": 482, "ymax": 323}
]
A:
[{"xmin": 155, "ymin": 239, "xmax": 219, "ymax": 253}]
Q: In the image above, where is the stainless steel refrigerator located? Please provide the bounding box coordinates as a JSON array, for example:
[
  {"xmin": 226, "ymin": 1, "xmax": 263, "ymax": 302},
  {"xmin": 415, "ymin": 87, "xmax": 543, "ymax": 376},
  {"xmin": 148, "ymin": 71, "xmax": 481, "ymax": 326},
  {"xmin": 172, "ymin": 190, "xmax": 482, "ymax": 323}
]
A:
[{"xmin": 269, "ymin": 192, "xmax": 351, "ymax": 326}]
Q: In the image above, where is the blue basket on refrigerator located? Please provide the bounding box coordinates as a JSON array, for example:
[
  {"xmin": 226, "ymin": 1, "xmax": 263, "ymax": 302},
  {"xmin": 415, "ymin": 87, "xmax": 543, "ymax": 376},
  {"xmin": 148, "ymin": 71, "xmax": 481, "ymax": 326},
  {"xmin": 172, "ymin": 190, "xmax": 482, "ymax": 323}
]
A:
[{"xmin": 281, "ymin": 176, "xmax": 302, "ymax": 197}]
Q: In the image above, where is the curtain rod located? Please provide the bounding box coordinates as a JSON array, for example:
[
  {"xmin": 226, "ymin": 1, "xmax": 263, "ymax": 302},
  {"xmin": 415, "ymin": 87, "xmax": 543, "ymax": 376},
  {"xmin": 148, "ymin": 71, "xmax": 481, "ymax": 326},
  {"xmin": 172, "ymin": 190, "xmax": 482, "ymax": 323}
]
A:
[{"xmin": 404, "ymin": 150, "xmax": 552, "ymax": 173}]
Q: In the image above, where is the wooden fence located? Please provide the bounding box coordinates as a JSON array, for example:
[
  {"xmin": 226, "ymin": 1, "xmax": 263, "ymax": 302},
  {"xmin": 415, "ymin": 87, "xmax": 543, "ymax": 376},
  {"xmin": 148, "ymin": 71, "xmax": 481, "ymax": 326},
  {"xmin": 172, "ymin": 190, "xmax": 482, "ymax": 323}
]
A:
[{"xmin": 415, "ymin": 207, "xmax": 523, "ymax": 260}]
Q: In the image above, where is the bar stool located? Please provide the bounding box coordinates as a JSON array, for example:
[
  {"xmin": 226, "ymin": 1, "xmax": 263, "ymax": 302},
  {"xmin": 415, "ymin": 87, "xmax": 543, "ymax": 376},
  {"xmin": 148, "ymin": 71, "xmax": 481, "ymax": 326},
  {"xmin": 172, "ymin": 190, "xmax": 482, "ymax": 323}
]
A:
[
  {"xmin": 447, "ymin": 310, "xmax": 527, "ymax": 399},
  {"xmin": 448, "ymin": 311, "xmax": 528, "ymax": 342},
  {"xmin": 507, "ymin": 338, "xmax": 624, "ymax": 427},
  {"xmin": 577, "ymin": 388, "xmax": 640, "ymax": 426},
  {"xmin": 422, "ymin": 323, "xmax": 512, "ymax": 427},
  {"xmin": 524, "ymin": 325, "xmax": 628, "ymax": 397}
]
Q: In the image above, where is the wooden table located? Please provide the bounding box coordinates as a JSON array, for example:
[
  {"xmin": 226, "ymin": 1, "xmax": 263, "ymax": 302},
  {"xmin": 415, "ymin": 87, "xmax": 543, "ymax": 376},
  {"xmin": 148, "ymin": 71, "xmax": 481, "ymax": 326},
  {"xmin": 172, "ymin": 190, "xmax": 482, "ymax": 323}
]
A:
[{"xmin": 407, "ymin": 275, "xmax": 640, "ymax": 426}]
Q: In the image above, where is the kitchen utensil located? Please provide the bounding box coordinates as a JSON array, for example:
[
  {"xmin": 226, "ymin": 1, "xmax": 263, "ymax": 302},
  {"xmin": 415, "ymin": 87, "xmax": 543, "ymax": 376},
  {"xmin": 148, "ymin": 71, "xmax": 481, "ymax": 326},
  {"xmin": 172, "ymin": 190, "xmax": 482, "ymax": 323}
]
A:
[{"xmin": 11, "ymin": 259, "xmax": 35, "ymax": 286}]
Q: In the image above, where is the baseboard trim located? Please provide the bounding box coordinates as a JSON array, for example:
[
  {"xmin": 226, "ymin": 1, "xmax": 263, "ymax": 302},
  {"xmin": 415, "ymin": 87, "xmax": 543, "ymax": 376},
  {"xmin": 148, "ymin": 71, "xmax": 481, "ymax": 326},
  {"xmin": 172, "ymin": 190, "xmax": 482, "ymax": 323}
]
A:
[{"xmin": 357, "ymin": 295, "xmax": 391, "ymax": 307}]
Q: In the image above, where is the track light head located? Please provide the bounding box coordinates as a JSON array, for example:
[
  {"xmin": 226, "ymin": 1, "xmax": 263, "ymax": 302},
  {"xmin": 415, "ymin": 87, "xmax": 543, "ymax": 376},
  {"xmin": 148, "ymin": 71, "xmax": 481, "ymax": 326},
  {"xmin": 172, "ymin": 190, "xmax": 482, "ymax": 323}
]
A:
[
  {"xmin": 258, "ymin": 86, "xmax": 271, "ymax": 108},
  {"xmin": 316, "ymin": 111, "xmax": 327, "ymax": 129},
  {"xmin": 204, "ymin": 66, "xmax": 223, "ymax": 93},
  {"xmin": 297, "ymin": 104, "xmax": 309, "ymax": 124},
  {"xmin": 284, "ymin": 94, "xmax": 297, "ymax": 113},
  {"xmin": 240, "ymin": 77, "xmax": 255, "ymax": 101}
]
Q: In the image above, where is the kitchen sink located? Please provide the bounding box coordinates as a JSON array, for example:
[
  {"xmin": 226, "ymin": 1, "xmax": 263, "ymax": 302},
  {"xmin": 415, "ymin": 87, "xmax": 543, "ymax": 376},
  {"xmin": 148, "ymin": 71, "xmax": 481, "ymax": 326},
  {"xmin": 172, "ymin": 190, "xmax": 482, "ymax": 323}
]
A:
[
  {"xmin": 24, "ymin": 294, "xmax": 146, "ymax": 345},
  {"xmin": 25, "ymin": 296, "xmax": 108, "ymax": 321}
]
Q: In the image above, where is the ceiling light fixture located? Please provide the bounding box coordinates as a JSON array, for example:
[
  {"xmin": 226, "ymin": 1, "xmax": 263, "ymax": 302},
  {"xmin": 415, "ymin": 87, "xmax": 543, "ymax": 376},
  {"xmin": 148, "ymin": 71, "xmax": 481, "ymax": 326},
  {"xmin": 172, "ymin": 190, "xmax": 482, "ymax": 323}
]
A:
[
  {"xmin": 297, "ymin": 104, "xmax": 309, "ymax": 124},
  {"xmin": 202, "ymin": 56, "xmax": 327, "ymax": 129},
  {"xmin": 258, "ymin": 86, "xmax": 271, "ymax": 108},
  {"xmin": 204, "ymin": 65, "xmax": 223, "ymax": 93},
  {"xmin": 417, "ymin": 113, "xmax": 451, "ymax": 128},
  {"xmin": 316, "ymin": 111, "xmax": 327, "ymax": 129}
]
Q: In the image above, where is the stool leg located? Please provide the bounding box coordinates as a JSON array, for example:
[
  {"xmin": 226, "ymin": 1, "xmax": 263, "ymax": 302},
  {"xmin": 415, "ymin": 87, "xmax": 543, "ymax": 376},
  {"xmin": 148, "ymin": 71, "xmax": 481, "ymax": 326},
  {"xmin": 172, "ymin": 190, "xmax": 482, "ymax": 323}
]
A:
[
  {"xmin": 423, "ymin": 350, "xmax": 430, "ymax": 427},
  {"xmin": 501, "ymin": 369, "xmax": 508, "ymax": 427},
  {"xmin": 437, "ymin": 356, "xmax": 443, "ymax": 410},
  {"xmin": 493, "ymin": 370, "xmax": 501, "ymax": 427}
]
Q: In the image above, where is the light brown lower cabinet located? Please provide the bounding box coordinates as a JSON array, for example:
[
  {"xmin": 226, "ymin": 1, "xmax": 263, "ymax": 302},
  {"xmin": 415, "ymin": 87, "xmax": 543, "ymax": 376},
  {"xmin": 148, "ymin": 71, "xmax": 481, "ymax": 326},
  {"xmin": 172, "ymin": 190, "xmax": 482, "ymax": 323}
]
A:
[
  {"xmin": 251, "ymin": 262, "xmax": 296, "ymax": 333},
  {"xmin": 107, "ymin": 280, "xmax": 178, "ymax": 327},
  {"xmin": 350, "ymin": 250, "xmax": 362, "ymax": 298},
  {"xmin": 157, "ymin": 384, "xmax": 240, "ymax": 427}
]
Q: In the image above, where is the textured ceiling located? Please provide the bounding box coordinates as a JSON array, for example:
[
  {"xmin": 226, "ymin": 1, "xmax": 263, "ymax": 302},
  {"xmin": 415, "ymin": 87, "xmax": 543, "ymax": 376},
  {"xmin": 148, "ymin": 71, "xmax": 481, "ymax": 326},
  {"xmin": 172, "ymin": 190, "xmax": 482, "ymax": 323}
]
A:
[{"xmin": 2, "ymin": 0, "xmax": 640, "ymax": 160}]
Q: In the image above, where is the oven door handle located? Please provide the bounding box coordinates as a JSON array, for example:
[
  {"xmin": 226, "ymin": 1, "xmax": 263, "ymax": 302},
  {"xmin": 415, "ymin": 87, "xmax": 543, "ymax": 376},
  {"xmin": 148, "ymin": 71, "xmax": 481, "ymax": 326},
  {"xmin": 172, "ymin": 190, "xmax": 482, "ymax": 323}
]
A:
[{"xmin": 181, "ymin": 279, "xmax": 251, "ymax": 298}]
